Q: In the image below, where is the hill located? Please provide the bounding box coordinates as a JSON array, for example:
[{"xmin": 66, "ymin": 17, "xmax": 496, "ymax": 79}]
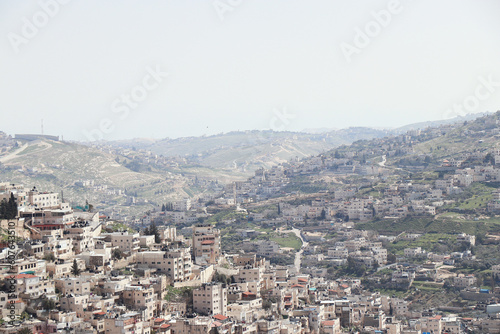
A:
[
  {"xmin": 0, "ymin": 139, "xmax": 202, "ymax": 218},
  {"xmin": 107, "ymin": 128, "xmax": 391, "ymax": 172},
  {"xmin": 239, "ymin": 111, "xmax": 500, "ymax": 236}
]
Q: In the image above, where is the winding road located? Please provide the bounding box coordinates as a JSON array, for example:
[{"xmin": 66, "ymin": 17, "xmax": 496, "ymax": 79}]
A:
[
  {"xmin": 378, "ymin": 155, "xmax": 387, "ymax": 167},
  {"xmin": 290, "ymin": 227, "xmax": 308, "ymax": 273}
]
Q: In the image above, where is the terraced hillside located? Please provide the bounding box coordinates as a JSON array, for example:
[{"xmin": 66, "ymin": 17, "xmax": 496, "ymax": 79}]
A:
[
  {"xmin": 0, "ymin": 139, "xmax": 197, "ymax": 217},
  {"xmin": 109, "ymin": 128, "xmax": 391, "ymax": 172}
]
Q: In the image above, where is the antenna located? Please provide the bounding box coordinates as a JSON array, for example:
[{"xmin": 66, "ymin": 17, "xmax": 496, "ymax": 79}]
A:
[{"xmin": 41, "ymin": 119, "xmax": 44, "ymax": 135}]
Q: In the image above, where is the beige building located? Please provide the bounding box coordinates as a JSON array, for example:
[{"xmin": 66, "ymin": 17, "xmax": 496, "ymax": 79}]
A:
[
  {"xmin": 168, "ymin": 317, "xmax": 215, "ymax": 334},
  {"xmin": 43, "ymin": 235, "xmax": 74, "ymax": 260},
  {"xmin": 104, "ymin": 312, "xmax": 150, "ymax": 334},
  {"xmin": 454, "ymin": 274, "xmax": 477, "ymax": 288},
  {"xmin": 55, "ymin": 277, "xmax": 92, "ymax": 295},
  {"xmin": 139, "ymin": 235, "xmax": 155, "ymax": 248},
  {"xmin": 9, "ymin": 258, "xmax": 46, "ymax": 276},
  {"xmin": 420, "ymin": 315, "xmax": 442, "ymax": 334},
  {"xmin": 160, "ymin": 226, "xmax": 177, "ymax": 242},
  {"xmin": 46, "ymin": 258, "xmax": 85, "ymax": 278},
  {"xmin": 136, "ymin": 249, "xmax": 192, "ymax": 282},
  {"xmin": 60, "ymin": 294, "xmax": 89, "ymax": 317},
  {"xmin": 27, "ymin": 189, "xmax": 60, "ymax": 209},
  {"xmin": 105, "ymin": 232, "xmax": 140, "ymax": 253},
  {"xmin": 122, "ymin": 285, "xmax": 156, "ymax": 321},
  {"xmin": 192, "ymin": 224, "xmax": 221, "ymax": 265},
  {"xmin": 227, "ymin": 299, "xmax": 263, "ymax": 322},
  {"xmin": 193, "ymin": 282, "xmax": 227, "ymax": 316},
  {"xmin": 11, "ymin": 274, "xmax": 54, "ymax": 298},
  {"xmin": 64, "ymin": 221, "xmax": 102, "ymax": 254},
  {"xmin": 321, "ymin": 319, "xmax": 341, "ymax": 334},
  {"xmin": 235, "ymin": 266, "xmax": 264, "ymax": 285}
]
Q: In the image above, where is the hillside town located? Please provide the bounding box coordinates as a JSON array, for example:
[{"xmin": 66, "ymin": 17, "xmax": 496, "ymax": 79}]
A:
[
  {"xmin": 3, "ymin": 0, "xmax": 500, "ymax": 333},
  {"xmin": 3, "ymin": 117, "xmax": 500, "ymax": 333},
  {"xmin": 3, "ymin": 116, "xmax": 500, "ymax": 334},
  {"xmin": 0, "ymin": 164, "xmax": 500, "ymax": 334}
]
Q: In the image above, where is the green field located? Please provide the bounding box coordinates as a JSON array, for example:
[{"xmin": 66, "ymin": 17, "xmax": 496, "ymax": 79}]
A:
[
  {"xmin": 269, "ymin": 232, "xmax": 302, "ymax": 250},
  {"xmin": 386, "ymin": 233, "xmax": 457, "ymax": 255},
  {"xmin": 357, "ymin": 215, "xmax": 500, "ymax": 235}
]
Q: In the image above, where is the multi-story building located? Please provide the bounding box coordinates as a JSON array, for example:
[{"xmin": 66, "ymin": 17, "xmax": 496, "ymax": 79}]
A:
[
  {"xmin": 139, "ymin": 235, "xmax": 155, "ymax": 248},
  {"xmin": 9, "ymin": 258, "xmax": 47, "ymax": 276},
  {"xmin": 193, "ymin": 283, "xmax": 227, "ymax": 316},
  {"xmin": 173, "ymin": 198, "xmax": 191, "ymax": 212},
  {"xmin": 64, "ymin": 220, "xmax": 102, "ymax": 254},
  {"xmin": 122, "ymin": 284, "xmax": 156, "ymax": 321},
  {"xmin": 104, "ymin": 232, "xmax": 140, "ymax": 253},
  {"xmin": 11, "ymin": 274, "xmax": 55, "ymax": 298},
  {"xmin": 136, "ymin": 249, "xmax": 192, "ymax": 282},
  {"xmin": 256, "ymin": 241, "xmax": 280, "ymax": 257},
  {"xmin": 159, "ymin": 226, "xmax": 177, "ymax": 242},
  {"xmin": 192, "ymin": 224, "xmax": 221, "ymax": 265},
  {"xmin": 27, "ymin": 188, "xmax": 60, "ymax": 209},
  {"xmin": 55, "ymin": 277, "xmax": 92, "ymax": 295},
  {"xmin": 169, "ymin": 317, "xmax": 221, "ymax": 334},
  {"xmin": 420, "ymin": 315, "xmax": 442, "ymax": 334},
  {"xmin": 43, "ymin": 235, "xmax": 74, "ymax": 260},
  {"xmin": 104, "ymin": 312, "xmax": 150, "ymax": 334},
  {"xmin": 404, "ymin": 247, "xmax": 423, "ymax": 257},
  {"xmin": 235, "ymin": 266, "xmax": 264, "ymax": 285},
  {"xmin": 454, "ymin": 274, "xmax": 477, "ymax": 288}
]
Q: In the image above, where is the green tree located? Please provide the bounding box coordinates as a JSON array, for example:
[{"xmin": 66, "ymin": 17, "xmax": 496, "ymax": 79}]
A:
[
  {"xmin": 345, "ymin": 256, "xmax": 366, "ymax": 277},
  {"xmin": 112, "ymin": 248, "xmax": 123, "ymax": 260},
  {"xmin": 17, "ymin": 328, "xmax": 32, "ymax": 334},
  {"xmin": 71, "ymin": 259, "xmax": 81, "ymax": 276},
  {"xmin": 484, "ymin": 153, "xmax": 495, "ymax": 165},
  {"xmin": 387, "ymin": 253, "xmax": 397, "ymax": 264},
  {"xmin": 42, "ymin": 298, "xmax": 56, "ymax": 311},
  {"xmin": 0, "ymin": 193, "xmax": 18, "ymax": 219},
  {"xmin": 43, "ymin": 253, "xmax": 56, "ymax": 262},
  {"xmin": 145, "ymin": 222, "xmax": 161, "ymax": 244},
  {"xmin": 8, "ymin": 193, "xmax": 18, "ymax": 218}
]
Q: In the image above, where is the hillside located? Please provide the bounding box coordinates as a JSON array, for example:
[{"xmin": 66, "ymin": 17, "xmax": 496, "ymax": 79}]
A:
[
  {"xmin": 0, "ymin": 113, "xmax": 491, "ymax": 221},
  {"xmin": 237, "ymin": 111, "xmax": 500, "ymax": 236},
  {"xmin": 107, "ymin": 128, "xmax": 391, "ymax": 172},
  {"xmin": 0, "ymin": 139, "xmax": 202, "ymax": 218},
  {"xmin": 391, "ymin": 112, "xmax": 491, "ymax": 134}
]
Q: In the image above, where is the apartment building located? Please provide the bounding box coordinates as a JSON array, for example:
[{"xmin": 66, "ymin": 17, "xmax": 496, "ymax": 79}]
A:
[
  {"xmin": 122, "ymin": 285, "xmax": 156, "ymax": 321},
  {"xmin": 104, "ymin": 313, "xmax": 150, "ymax": 334},
  {"xmin": 55, "ymin": 277, "xmax": 91, "ymax": 295},
  {"xmin": 105, "ymin": 232, "xmax": 140, "ymax": 253},
  {"xmin": 192, "ymin": 224, "xmax": 221, "ymax": 265},
  {"xmin": 193, "ymin": 283, "xmax": 227, "ymax": 316},
  {"xmin": 136, "ymin": 249, "xmax": 192, "ymax": 282}
]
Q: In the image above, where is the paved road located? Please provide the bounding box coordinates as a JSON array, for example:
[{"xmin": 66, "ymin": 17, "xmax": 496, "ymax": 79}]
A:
[
  {"xmin": 378, "ymin": 155, "xmax": 387, "ymax": 167},
  {"xmin": 0, "ymin": 143, "xmax": 28, "ymax": 163},
  {"xmin": 290, "ymin": 227, "xmax": 308, "ymax": 273},
  {"xmin": 376, "ymin": 262, "xmax": 397, "ymax": 272}
]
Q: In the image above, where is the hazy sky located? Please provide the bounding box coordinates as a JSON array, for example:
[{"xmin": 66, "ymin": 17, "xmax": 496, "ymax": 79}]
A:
[{"xmin": 1, "ymin": 0, "xmax": 500, "ymax": 141}]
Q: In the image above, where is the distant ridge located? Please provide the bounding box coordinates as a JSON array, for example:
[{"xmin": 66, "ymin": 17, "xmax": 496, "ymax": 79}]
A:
[
  {"xmin": 15, "ymin": 134, "xmax": 59, "ymax": 141},
  {"xmin": 392, "ymin": 112, "xmax": 491, "ymax": 134}
]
